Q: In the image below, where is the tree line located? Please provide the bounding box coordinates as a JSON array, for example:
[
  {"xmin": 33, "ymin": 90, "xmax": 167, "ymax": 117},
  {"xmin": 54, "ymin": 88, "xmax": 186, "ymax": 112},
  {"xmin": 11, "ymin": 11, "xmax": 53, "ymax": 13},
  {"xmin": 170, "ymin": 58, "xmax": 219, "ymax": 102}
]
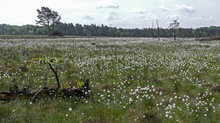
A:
[{"xmin": 0, "ymin": 23, "xmax": 220, "ymax": 38}]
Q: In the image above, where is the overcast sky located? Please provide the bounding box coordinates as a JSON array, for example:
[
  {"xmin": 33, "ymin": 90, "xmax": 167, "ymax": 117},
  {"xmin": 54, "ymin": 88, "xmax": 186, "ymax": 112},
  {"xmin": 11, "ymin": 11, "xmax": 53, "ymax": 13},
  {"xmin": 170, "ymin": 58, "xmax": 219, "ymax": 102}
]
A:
[{"xmin": 0, "ymin": 0, "xmax": 219, "ymax": 28}]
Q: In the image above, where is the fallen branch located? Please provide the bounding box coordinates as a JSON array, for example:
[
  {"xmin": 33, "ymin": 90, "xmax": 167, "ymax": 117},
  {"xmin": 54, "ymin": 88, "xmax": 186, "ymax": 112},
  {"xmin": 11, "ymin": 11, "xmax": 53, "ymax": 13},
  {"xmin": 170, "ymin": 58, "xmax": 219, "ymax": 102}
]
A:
[
  {"xmin": 0, "ymin": 61, "xmax": 91, "ymax": 102},
  {"xmin": 0, "ymin": 79, "xmax": 91, "ymax": 101},
  {"xmin": 31, "ymin": 88, "xmax": 43, "ymax": 102}
]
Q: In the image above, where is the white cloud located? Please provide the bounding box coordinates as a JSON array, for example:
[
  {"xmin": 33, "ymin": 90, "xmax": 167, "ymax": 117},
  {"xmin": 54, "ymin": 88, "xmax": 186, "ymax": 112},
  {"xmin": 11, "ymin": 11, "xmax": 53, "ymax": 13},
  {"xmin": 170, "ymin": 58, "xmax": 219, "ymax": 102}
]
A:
[
  {"xmin": 130, "ymin": 7, "xmax": 158, "ymax": 21},
  {"xmin": 176, "ymin": 4, "xmax": 195, "ymax": 13},
  {"xmin": 96, "ymin": 1, "xmax": 119, "ymax": 9},
  {"xmin": 159, "ymin": 4, "xmax": 195, "ymax": 13},
  {"xmin": 159, "ymin": 5, "xmax": 170, "ymax": 11},
  {"xmin": 105, "ymin": 12, "xmax": 117, "ymax": 21},
  {"xmin": 130, "ymin": 8, "xmax": 148, "ymax": 14},
  {"xmin": 81, "ymin": 14, "xmax": 95, "ymax": 20}
]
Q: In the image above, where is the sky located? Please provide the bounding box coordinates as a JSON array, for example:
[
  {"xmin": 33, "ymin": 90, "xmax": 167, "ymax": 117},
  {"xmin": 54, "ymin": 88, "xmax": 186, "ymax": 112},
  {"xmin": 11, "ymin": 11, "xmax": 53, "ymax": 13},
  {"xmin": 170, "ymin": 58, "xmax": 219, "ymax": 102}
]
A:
[{"xmin": 0, "ymin": 0, "xmax": 220, "ymax": 29}]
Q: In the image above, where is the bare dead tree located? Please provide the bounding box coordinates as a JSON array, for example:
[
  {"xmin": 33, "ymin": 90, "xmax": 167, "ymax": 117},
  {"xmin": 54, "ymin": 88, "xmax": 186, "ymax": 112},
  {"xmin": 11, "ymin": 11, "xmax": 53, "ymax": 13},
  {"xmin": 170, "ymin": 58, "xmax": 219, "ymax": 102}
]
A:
[
  {"xmin": 150, "ymin": 20, "xmax": 156, "ymax": 38},
  {"xmin": 169, "ymin": 20, "xmax": 180, "ymax": 40},
  {"xmin": 156, "ymin": 20, "xmax": 160, "ymax": 40}
]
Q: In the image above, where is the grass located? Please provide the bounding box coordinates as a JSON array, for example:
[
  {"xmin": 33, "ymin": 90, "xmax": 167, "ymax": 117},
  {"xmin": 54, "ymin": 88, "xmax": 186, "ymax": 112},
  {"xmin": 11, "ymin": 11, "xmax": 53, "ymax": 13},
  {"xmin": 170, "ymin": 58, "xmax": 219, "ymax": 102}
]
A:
[{"xmin": 0, "ymin": 37, "xmax": 220, "ymax": 122}]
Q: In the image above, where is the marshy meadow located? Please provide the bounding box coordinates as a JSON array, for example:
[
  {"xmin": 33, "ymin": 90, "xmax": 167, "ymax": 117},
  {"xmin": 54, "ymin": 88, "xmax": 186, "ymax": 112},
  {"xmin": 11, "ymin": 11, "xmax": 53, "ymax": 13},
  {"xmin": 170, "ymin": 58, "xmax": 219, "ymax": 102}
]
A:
[{"xmin": 1, "ymin": 37, "xmax": 220, "ymax": 122}]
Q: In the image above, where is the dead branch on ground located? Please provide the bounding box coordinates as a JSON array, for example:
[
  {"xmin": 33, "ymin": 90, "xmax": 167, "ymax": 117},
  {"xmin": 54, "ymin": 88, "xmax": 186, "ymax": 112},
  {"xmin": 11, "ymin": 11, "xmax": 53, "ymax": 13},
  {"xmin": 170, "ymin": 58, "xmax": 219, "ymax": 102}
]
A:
[{"xmin": 0, "ymin": 63, "xmax": 91, "ymax": 102}]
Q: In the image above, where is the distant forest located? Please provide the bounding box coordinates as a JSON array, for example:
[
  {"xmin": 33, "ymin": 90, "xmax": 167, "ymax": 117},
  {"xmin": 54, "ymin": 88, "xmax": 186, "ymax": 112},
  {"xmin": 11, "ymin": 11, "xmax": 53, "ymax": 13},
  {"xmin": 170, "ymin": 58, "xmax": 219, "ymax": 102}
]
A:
[{"xmin": 0, "ymin": 23, "xmax": 220, "ymax": 38}]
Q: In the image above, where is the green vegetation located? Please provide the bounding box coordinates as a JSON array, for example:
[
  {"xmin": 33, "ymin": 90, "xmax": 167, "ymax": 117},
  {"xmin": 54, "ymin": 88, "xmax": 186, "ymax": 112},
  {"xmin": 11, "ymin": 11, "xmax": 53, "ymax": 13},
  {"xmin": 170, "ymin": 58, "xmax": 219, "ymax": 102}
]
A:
[
  {"xmin": 0, "ymin": 23, "xmax": 220, "ymax": 38},
  {"xmin": 1, "ymin": 38, "xmax": 220, "ymax": 122}
]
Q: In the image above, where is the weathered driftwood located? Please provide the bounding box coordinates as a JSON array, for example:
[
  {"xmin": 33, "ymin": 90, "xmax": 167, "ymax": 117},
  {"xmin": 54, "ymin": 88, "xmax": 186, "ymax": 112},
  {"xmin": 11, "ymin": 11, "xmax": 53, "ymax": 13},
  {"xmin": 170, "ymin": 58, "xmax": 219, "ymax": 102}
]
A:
[{"xmin": 0, "ymin": 63, "xmax": 91, "ymax": 102}]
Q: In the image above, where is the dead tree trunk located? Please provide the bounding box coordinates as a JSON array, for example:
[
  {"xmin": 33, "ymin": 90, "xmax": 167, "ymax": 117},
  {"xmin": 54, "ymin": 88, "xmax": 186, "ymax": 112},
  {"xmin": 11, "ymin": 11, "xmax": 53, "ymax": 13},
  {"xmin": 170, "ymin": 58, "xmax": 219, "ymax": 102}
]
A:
[{"xmin": 156, "ymin": 20, "xmax": 160, "ymax": 41}]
